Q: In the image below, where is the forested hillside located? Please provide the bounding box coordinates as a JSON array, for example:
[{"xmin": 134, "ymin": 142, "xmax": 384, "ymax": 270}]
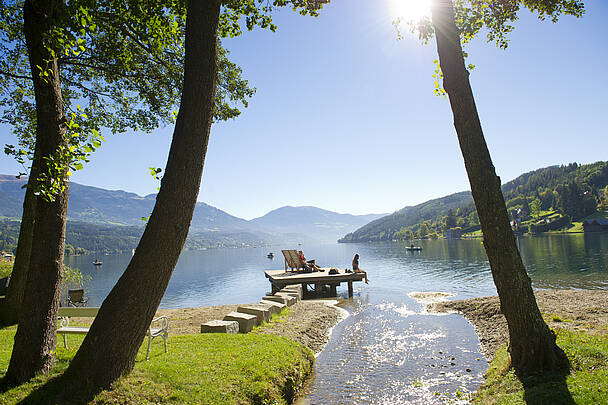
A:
[
  {"xmin": 340, "ymin": 161, "xmax": 608, "ymax": 242},
  {"xmin": 0, "ymin": 175, "xmax": 384, "ymax": 253}
]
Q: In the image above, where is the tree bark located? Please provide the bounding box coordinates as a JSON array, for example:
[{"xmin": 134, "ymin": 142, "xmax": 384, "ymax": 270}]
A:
[
  {"xmin": 61, "ymin": 0, "xmax": 220, "ymax": 393},
  {"xmin": 0, "ymin": 169, "xmax": 37, "ymax": 326},
  {"xmin": 430, "ymin": 0, "xmax": 568, "ymax": 376},
  {"xmin": 4, "ymin": 0, "xmax": 70, "ymax": 384}
]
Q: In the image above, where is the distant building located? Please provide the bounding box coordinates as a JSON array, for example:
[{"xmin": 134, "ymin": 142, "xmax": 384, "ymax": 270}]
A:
[
  {"xmin": 582, "ymin": 218, "xmax": 608, "ymax": 232},
  {"xmin": 445, "ymin": 228, "xmax": 462, "ymax": 239}
]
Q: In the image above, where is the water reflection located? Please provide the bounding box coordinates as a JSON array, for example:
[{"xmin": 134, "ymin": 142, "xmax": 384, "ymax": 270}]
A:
[{"xmin": 304, "ymin": 290, "xmax": 485, "ymax": 404}]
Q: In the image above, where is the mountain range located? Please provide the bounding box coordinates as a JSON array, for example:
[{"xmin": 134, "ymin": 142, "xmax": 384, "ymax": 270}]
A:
[{"xmin": 0, "ymin": 175, "xmax": 386, "ymax": 250}]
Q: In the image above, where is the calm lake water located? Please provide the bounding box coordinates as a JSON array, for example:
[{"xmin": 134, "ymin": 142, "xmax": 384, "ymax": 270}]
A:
[{"xmin": 66, "ymin": 233, "xmax": 608, "ymax": 403}]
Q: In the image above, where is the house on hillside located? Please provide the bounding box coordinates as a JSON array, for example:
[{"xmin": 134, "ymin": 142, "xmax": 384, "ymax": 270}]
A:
[{"xmin": 582, "ymin": 218, "xmax": 608, "ymax": 232}]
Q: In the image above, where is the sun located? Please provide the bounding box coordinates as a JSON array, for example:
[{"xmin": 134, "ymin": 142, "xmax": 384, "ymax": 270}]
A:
[{"xmin": 389, "ymin": 0, "xmax": 432, "ymax": 21}]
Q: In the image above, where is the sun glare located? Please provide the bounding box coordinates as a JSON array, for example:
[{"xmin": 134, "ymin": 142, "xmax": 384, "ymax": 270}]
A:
[{"xmin": 389, "ymin": 0, "xmax": 432, "ymax": 21}]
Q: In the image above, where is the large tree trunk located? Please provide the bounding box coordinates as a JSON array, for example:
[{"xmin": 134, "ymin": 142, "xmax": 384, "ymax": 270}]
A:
[
  {"xmin": 0, "ymin": 170, "xmax": 37, "ymax": 326},
  {"xmin": 61, "ymin": 0, "xmax": 220, "ymax": 394},
  {"xmin": 4, "ymin": 0, "xmax": 70, "ymax": 384},
  {"xmin": 430, "ymin": 0, "xmax": 568, "ymax": 376}
]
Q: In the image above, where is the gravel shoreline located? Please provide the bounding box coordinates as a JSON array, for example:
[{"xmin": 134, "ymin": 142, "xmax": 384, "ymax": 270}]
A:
[
  {"xmin": 427, "ymin": 289, "xmax": 608, "ymax": 360},
  {"xmin": 156, "ymin": 299, "xmax": 345, "ymax": 354}
]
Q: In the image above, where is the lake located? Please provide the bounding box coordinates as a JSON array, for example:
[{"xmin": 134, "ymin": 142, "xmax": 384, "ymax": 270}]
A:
[{"xmin": 66, "ymin": 232, "xmax": 608, "ymax": 403}]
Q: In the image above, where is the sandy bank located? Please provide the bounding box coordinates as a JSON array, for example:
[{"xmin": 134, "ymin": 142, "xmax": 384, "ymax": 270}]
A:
[
  {"xmin": 428, "ymin": 289, "xmax": 608, "ymax": 360},
  {"xmin": 156, "ymin": 299, "xmax": 344, "ymax": 354}
]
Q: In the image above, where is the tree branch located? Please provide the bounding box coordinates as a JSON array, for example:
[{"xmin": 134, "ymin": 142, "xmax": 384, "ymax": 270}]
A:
[{"xmin": 0, "ymin": 70, "xmax": 32, "ymax": 81}]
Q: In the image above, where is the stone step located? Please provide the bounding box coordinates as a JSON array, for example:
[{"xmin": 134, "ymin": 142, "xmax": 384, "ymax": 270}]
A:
[
  {"xmin": 278, "ymin": 290, "xmax": 300, "ymax": 301},
  {"xmin": 201, "ymin": 320, "xmax": 239, "ymax": 334},
  {"xmin": 237, "ymin": 304, "xmax": 272, "ymax": 324},
  {"xmin": 282, "ymin": 285, "xmax": 303, "ymax": 299},
  {"xmin": 262, "ymin": 295, "xmax": 289, "ymax": 305},
  {"xmin": 224, "ymin": 311, "xmax": 257, "ymax": 333},
  {"xmin": 274, "ymin": 293, "xmax": 297, "ymax": 306},
  {"xmin": 260, "ymin": 300, "xmax": 286, "ymax": 315}
]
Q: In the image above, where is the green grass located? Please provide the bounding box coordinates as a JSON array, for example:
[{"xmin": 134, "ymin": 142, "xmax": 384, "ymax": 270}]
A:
[
  {"xmin": 0, "ymin": 261, "xmax": 12, "ymax": 278},
  {"xmin": 463, "ymin": 229, "xmax": 484, "ymax": 238},
  {"xmin": 0, "ymin": 322, "xmax": 314, "ymax": 404},
  {"xmin": 473, "ymin": 329, "xmax": 608, "ymax": 404}
]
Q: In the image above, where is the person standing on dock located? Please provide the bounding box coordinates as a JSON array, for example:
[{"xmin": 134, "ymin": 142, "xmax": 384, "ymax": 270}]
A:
[{"xmin": 352, "ymin": 253, "xmax": 369, "ymax": 284}]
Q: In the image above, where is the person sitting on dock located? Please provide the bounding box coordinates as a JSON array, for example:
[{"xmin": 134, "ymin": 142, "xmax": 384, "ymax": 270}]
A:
[
  {"xmin": 298, "ymin": 250, "xmax": 321, "ymax": 272},
  {"xmin": 352, "ymin": 253, "xmax": 369, "ymax": 284}
]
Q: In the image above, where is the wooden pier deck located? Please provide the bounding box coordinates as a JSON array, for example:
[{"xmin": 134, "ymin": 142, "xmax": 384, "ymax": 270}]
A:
[{"xmin": 264, "ymin": 268, "xmax": 364, "ymax": 298}]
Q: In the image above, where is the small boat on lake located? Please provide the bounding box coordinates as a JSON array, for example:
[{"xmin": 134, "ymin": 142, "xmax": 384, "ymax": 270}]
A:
[
  {"xmin": 405, "ymin": 245, "xmax": 422, "ymax": 252},
  {"xmin": 267, "ymin": 252, "xmax": 274, "ymax": 259},
  {"xmin": 93, "ymin": 258, "xmax": 103, "ymax": 266}
]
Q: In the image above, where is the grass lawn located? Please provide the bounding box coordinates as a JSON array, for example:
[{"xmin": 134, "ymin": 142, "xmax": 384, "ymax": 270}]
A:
[
  {"xmin": 473, "ymin": 329, "xmax": 608, "ymax": 404},
  {"xmin": 0, "ymin": 323, "xmax": 313, "ymax": 404}
]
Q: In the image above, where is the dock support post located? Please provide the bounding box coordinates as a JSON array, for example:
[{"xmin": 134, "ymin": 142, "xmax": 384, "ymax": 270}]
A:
[
  {"xmin": 348, "ymin": 281, "xmax": 353, "ymax": 298},
  {"xmin": 330, "ymin": 284, "xmax": 337, "ymax": 297}
]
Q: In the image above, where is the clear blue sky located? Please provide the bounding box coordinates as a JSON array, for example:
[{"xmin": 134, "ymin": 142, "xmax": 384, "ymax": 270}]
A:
[{"xmin": 1, "ymin": 0, "xmax": 607, "ymax": 220}]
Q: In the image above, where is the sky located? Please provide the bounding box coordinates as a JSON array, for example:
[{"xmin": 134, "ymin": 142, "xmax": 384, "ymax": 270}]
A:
[{"xmin": 1, "ymin": 0, "xmax": 607, "ymax": 220}]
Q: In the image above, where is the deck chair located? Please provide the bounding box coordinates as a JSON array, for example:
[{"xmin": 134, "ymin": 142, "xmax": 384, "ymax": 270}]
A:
[
  {"xmin": 67, "ymin": 289, "xmax": 89, "ymax": 307},
  {"xmin": 281, "ymin": 249, "xmax": 305, "ymax": 272}
]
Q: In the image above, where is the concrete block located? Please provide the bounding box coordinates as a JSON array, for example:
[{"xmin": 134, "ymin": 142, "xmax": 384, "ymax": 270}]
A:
[
  {"xmin": 260, "ymin": 300, "xmax": 286, "ymax": 315},
  {"xmin": 224, "ymin": 311, "xmax": 257, "ymax": 333},
  {"xmin": 262, "ymin": 295, "xmax": 288, "ymax": 305},
  {"xmin": 201, "ymin": 320, "xmax": 239, "ymax": 334},
  {"xmin": 283, "ymin": 285, "xmax": 303, "ymax": 299},
  {"xmin": 275, "ymin": 293, "xmax": 297, "ymax": 306},
  {"xmin": 237, "ymin": 304, "xmax": 272, "ymax": 324},
  {"xmin": 279, "ymin": 290, "xmax": 300, "ymax": 301}
]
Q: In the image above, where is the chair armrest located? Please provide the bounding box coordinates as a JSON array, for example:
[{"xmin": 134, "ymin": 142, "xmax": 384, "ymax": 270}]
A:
[
  {"xmin": 59, "ymin": 316, "xmax": 70, "ymax": 328},
  {"xmin": 148, "ymin": 316, "xmax": 169, "ymax": 336}
]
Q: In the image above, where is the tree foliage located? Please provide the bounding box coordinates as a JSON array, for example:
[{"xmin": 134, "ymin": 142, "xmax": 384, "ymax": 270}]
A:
[{"xmin": 0, "ymin": 0, "xmax": 257, "ymax": 192}]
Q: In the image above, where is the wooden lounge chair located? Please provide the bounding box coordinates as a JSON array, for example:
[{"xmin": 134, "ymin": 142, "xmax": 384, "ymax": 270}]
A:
[{"xmin": 281, "ymin": 250, "xmax": 305, "ymax": 272}]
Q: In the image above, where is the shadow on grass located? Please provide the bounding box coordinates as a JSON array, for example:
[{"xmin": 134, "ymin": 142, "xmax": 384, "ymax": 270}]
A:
[
  {"xmin": 12, "ymin": 374, "xmax": 97, "ymax": 405},
  {"xmin": 0, "ymin": 357, "xmax": 98, "ymax": 404},
  {"xmin": 520, "ymin": 371, "xmax": 575, "ymax": 405}
]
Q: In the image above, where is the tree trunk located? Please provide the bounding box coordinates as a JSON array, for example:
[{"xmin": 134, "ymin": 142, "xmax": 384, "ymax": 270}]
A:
[
  {"xmin": 0, "ymin": 170, "xmax": 37, "ymax": 326},
  {"xmin": 61, "ymin": 0, "xmax": 220, "ymax": 394},
  {"xmin": 430, "ymin": 0, "xmax": 568, "ymax": 376},
  {"xmin": 4, "ymin": 0, "xmax": 70, "ymax": 385}
]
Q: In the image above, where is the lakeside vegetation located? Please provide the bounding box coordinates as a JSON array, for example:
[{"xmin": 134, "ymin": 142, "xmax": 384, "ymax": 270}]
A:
[
  {"xmin": 340, "ymin": 161, "xmax": 608, "ymax": 243},
  {"xmin": 0, "ymin": 260, "xmax": 11, "ymax": 279},
  {"xmin": 0, "ymin": 324, "xmax": 313, "ymax": 404},
  {"xmin": 474, "ymin": 329, "xmax": 608, "ymax": 404}
]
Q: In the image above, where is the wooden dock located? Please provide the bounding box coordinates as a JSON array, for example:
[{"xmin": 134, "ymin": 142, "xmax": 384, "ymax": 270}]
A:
[{"xmin": 264, "ymin": 268, "xmax": 364, "ymax": 298}]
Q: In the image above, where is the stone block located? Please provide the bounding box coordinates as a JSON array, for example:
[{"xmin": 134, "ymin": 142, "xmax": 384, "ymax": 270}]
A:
[
  {"xmin": 237, "ymin": 304, "xmax": 271, "ymax": 323},
  {"xmin": 262, "ymin": 295, "xmax": 288, "ymax": 305},
  {"xmin": 283, "ymin": 285, "xmax": 303, "ymax": 299},
  {"xmin": 224, "ymin": 311, "xmax": 257, "ymax": 333},
  {"xmin": 260, "ymin": 300, "xmax": 286, "ymax": 315},
  {"xmin": 275, "ymin": 293, "xmax": 297, "ymax": 306},
  {"xmin": 201, "ymin": 320, "xmax": 239, "ymax": 334},
  {"xmin": 279, "ymin": 290, "xmax": 299, "ymax": 301}
]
